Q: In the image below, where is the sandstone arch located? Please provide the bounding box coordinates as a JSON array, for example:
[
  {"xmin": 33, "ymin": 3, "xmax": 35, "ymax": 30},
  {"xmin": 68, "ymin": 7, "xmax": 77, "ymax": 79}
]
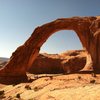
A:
[{"xmin": 0, "ymin": 16, "xmax": 100, "ymax": 83}]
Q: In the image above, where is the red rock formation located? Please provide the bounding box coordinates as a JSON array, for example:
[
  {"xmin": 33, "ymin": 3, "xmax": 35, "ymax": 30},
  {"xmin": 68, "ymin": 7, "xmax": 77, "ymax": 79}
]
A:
[
  {"xmin": 0, "ymin": 16, "xmax": 100, "ymax": 83},
  {"xmin": 28, "ymin": 50, "xmax": 86, "ymax": 74},
  {"xmin": 89, "ymin": 17, "xmax": 100, "ymax": 71},
  {"xmin": 28, "ymin": 53, "xmax": 64, "ymax": 74},
  {"xmin": 61, "ymin": 50, "xmax": 86, "ymax": 73}
]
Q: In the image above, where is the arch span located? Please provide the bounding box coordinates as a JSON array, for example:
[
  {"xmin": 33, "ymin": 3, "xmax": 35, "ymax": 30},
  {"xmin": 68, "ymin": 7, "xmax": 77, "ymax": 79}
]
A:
[{"xmin": 0, "ymin": 16, "xmax": 100, "ymax": 83}]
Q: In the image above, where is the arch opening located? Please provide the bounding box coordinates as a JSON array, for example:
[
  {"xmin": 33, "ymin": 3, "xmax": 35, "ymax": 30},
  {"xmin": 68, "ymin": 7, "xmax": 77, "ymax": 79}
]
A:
[
  {"xmin": 40, "ymin": 30, "xmax": 83, "ymax": 54},
  {"xmin": 28, "ymin": 30, "xmax": 86, "ymax": 74}
]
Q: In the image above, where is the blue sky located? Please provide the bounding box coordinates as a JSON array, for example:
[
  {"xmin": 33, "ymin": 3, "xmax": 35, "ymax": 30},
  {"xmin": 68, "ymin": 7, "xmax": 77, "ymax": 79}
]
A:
[{"xmin": 0, "ymin": 0, "xmax": 100, "ymax": 57}]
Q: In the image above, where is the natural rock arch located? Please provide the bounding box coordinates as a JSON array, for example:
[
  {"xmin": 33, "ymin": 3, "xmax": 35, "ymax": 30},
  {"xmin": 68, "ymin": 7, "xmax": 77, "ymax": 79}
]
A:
[{"xmin": 0, "ymin": 16, "xmax": 100, "ymax": 83}]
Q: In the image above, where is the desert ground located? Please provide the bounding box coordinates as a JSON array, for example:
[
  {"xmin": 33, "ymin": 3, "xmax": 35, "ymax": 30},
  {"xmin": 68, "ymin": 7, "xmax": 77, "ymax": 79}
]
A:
[{"xmin": 0, "ymin": 72, "xmax": 100, "ymax": 100}]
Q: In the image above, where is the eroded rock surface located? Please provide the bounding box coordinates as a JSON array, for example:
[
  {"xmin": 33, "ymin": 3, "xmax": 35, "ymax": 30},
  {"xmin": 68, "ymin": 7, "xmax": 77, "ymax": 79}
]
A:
[
  {"xmin": 0, "ymin": 16, "xmax": 100, "ymax": 83},
  {"xmin": 28, "ymin": 50, "xmax": 86, "ymax": 74}
]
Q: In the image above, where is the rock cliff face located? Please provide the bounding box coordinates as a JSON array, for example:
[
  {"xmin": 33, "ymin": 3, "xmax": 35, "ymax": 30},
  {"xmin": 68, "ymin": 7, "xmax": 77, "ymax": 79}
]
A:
[
  {"xmin": 28, "ymin": 50, "xmax": 86, "ymax": 74},
  {"xmin": 0, "ymin": 16, "xmax": 100, "ymax": 83}
]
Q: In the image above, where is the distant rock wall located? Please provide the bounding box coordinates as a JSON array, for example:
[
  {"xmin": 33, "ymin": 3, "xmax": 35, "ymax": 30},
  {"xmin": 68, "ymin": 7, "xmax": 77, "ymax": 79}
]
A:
[{"xmin": 28, "ymin": 50, "xmax": 86, "ymax": 74}]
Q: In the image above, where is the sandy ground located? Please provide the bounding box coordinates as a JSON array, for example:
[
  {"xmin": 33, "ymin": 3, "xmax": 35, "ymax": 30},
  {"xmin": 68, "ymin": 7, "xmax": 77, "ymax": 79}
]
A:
[{"xmin": 0, "ymin": 72, "xmax": 100, "ymax": 100}]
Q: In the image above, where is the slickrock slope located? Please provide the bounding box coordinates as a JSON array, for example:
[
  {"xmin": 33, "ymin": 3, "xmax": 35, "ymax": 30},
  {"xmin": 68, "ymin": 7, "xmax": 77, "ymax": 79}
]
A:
[
  {"xmin": 0, "ymin": 73, "xmax": 100, "ymax": 100},
  {"xmin": 28, "ymin": 50, "xmax": 86, "ymax": 74},
  {"xmin": 0, "ymin": 16, "xmax": 100, "ymax": 83}
]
